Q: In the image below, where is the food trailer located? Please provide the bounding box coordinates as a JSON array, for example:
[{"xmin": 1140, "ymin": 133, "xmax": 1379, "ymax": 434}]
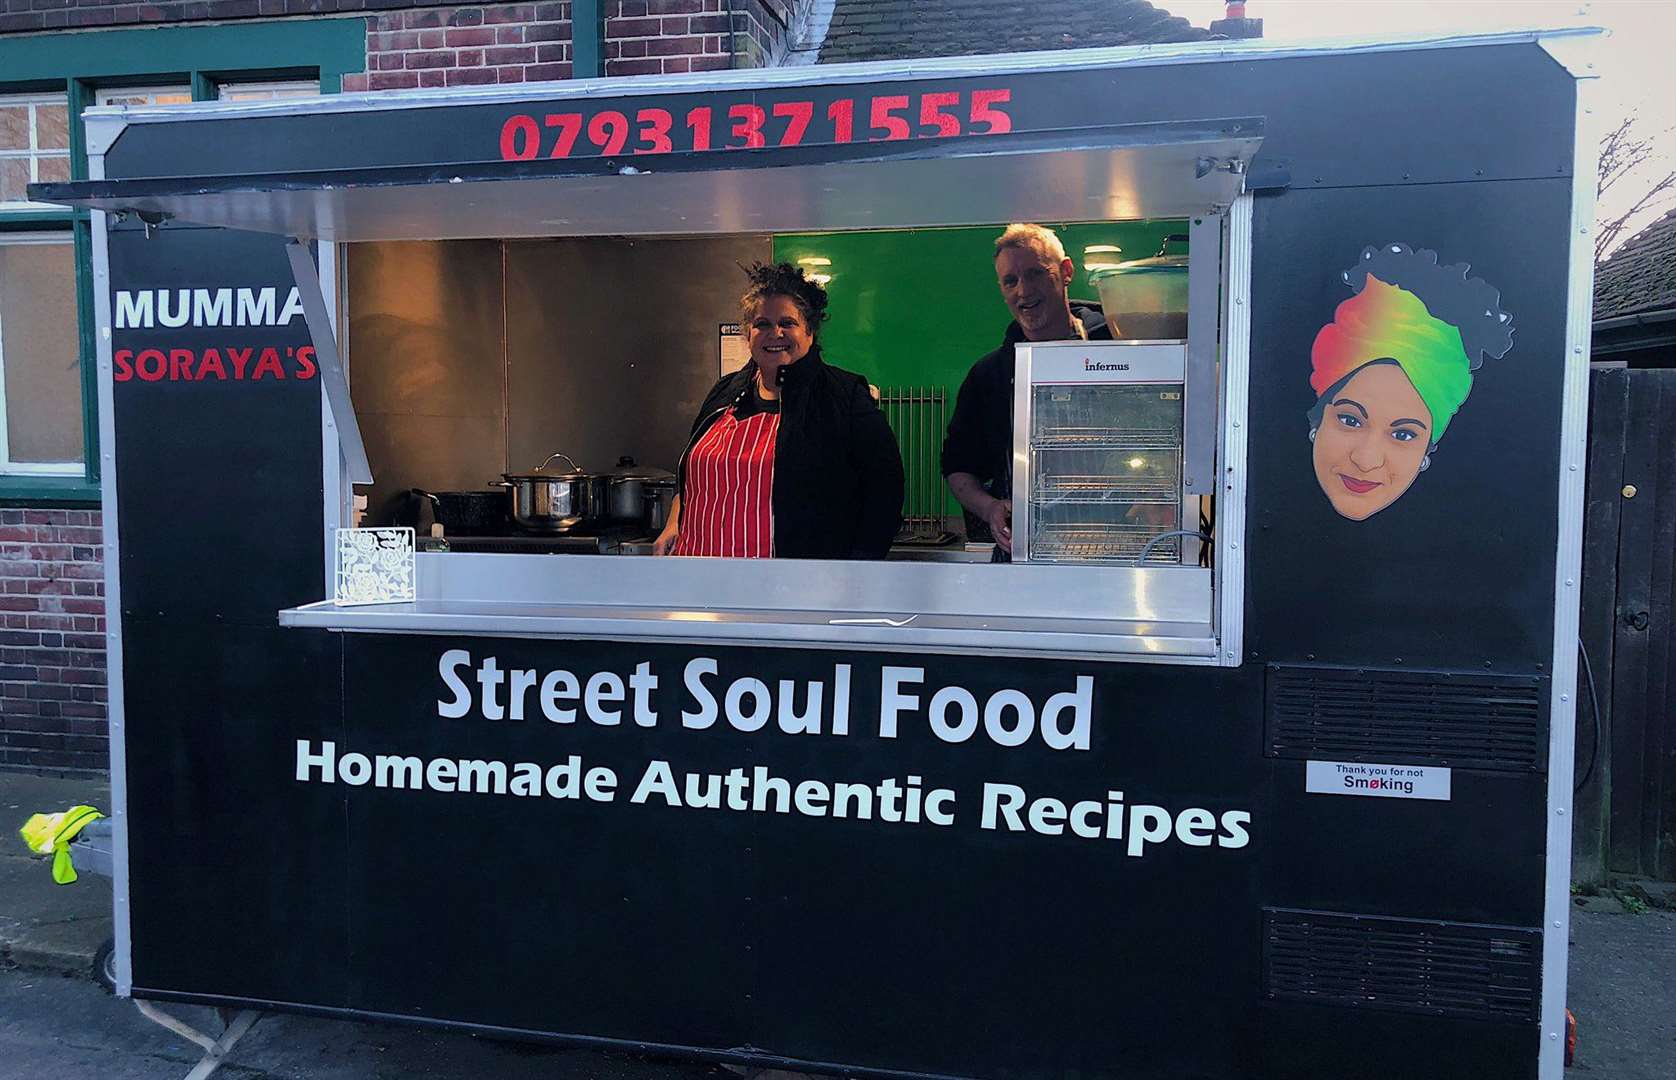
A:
[{"xmin": 35, "ymin": 25, "xmax": 1599, "ymax": 1080}]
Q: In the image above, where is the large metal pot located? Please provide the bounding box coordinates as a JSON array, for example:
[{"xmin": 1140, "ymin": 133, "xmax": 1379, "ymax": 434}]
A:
[
  {"xmin": 602, "ymin": 456, "xmax": 676, "ymax": 528},
  {"xmin": 496, "ymin": 453, "xmax": 607, "ymax": 533}
]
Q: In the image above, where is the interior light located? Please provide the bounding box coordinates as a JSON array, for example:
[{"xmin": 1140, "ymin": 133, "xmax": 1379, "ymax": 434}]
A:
[
  {"xmin": 1128, "ymin": 457, "xmax": 1146, "ymax": 469},
  {"xmin": 797, "ymin": 256, "xmax": 832, "ymax": 267},
  {"xmin": 809, "ymin": 273, "xmax": 833, "ymax": 285},
  {"xmin": 1085, "ymin": 260, "xmax": 1124, "ymax": 272},
  {"xmin": 1083, "ymin": 244, "xmax": 1123, "ymax": 255}
]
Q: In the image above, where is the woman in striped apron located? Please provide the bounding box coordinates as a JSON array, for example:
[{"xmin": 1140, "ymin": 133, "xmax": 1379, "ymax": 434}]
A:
[{"xmin": 654, "ymin": 263, "xmax": 903, "ymax": 560}]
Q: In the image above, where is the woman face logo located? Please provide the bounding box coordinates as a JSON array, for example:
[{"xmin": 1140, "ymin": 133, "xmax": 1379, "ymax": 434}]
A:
[{"xmin": 1311, "ymin": 361, "xmax": 1431, "ymax": 521}]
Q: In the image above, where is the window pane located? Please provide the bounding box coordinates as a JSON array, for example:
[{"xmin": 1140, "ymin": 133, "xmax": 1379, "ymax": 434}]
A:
[
  {"xmin": 218, "ymin": 80, "xmax": 320, "ymax": 101},
  {"xmin": 35, "ymin": 103, "xmax": 69, "ymax": 151},
  {"xmin": 0, "ymin": 240, "xmax": 83, "ymax": 465},
  {"xmin": 36, "ymin": 155, "xmax": 70, "ymax": 184},
  {"xmin": 0, "ymin": 106, "xmax": 26, "ymax": 151},
  {"xmin": 0, "ymin": 159, "xmax": 31, "ymax": 203}
]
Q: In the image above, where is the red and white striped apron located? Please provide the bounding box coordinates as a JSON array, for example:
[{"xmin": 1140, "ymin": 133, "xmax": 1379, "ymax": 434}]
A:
[{"xmin": 675, "ymin": 407, "xmax": 780, "ymax": 558}]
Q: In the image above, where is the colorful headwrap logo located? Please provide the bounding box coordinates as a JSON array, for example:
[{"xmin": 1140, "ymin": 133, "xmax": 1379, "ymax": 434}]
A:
[{"xmin": 1307, "ymin": 244, "xmax": 1514, "ymax": 522}]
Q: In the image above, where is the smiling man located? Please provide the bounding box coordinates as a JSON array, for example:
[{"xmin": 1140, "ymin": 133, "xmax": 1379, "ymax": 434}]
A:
[{"xmin": 941, "ymin": 224, "xmax": 1111, "ymax": 560}]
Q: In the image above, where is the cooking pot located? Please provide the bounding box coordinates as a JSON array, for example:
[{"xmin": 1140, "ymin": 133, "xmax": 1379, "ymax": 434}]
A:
[
  {"xmin": 1088, "ymin": 234, "xmax": 1189, "ymax": 340},
  {"xmin": 495, "ymin": 453, "xmax": 607, "ymax": 534},
  {"xmin": 412, "ymin": 488, "xmax": 507, "ymax": 537},
  {"xmin": 602, "ymin": 456, "xmax": 676, "ymax": 527}
]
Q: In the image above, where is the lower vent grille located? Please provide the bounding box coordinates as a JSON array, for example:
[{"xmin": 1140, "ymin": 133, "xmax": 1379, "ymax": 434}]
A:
[
  {"xmin": 1266, "ymin": 664, "xmax": 1547, "ymax": 771},
  {"xmin": 1263, "ymin": 908, "xmax": 1541, "ymax": 1022}
]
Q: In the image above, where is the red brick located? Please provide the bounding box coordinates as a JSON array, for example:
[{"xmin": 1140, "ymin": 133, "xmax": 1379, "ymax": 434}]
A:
[
  {"xmin": 0, "ymin": 527, "xmax": 37, "ymax": 542},
  {"xmin": 534, "ymin": 3, "xmax": 569, "ymax": 19},
  {"xmin": 658, "ymin": 15, "xmax": 687, "ymax": 33},
  {"xmin": 535, "ymin": 42, "xmax": 568, "ymax": 61},
  {"xmin": 525, "ymin": 62, "xmax": 572, "ymax": 81},
  {"xmin": 370, "ymin": 29, "xmax": 419, "ymax": 50},
  {"xmin": 689, "ymin": 54, "xmax": 731, "ymax": 71},
  {"xmin": 485, "ymin": 45, "xmax": 536, "ymax": 64},
  {"xmin": 617, "ymin": 1, "xmax": 647, "ymax": 14},
  {"xmin": 495, "ymin": 24, "xmax": 524, "ymax": 43},
  {"xmin": 342, "ymin": 73, "xmax": 371, "ymax": 92},
  {"xmin": 484, "ymin": 3, "xmax": 533, "ymax": 23},
  {"xmin": 0, "ymin": 597, "xmax": 36, "ymax": 612},
  {"xmin": 690, "ymin": 13, "xmax": 727, "ymax": 33},
  {"xmin": 60, "ymin": 598, "xmax": 104, "ymax": 615},
  {"xmin": 403, "ymin": 9, "xmax": 446, "ymax": 28},
  {"xmin": 524, "ymin": 21, "xmax": 566, "ymax": 41},
  {"xmin": 446, "ymin": 66, "xmax": 500, "ymax": 86},
  {"xmin": 607, "ymin": 57, "xmax": 661, "ymax": 75},
  {"xmin": 446, "ymin": 7, "xmax": 482, "ymax": 26},
  {"xmin": 648, "ymin": 34, "xmax": 701, "ymax": 56},
  {"xmin": 418, "ymin": 28, "xmax": 446, "ymax": 47},
  {"xmin": 457, "ymin": 48, "xmax": 484, "ymax": 65},
  {"xmin": 419, "ymin": 69, "xmax": 446, "ymax": 88},
  {"xmin": 445, "ymin": 26, "xmax": 496, "ymax": 46},
  {"xmin": 374, "ymin": 53, "xmax": 404, "ymax": 71},
  {"xmin": 647, "ymin": 0, "xmax": 701, "ymax": 13},
  {"xmin": 663, "ymin": 56, "xmax": 690, "ymax": 72},
  {"xmin": 496, "ymin": 66, "xmax": 527, "ymax": 83},
  {"xmin": 616, "ymin": 37, "xmax": 645, "ymax": 57},
  {"xmin": 608, "ymin": 16, "xmax": 659, "ymax": 36},
  {"xmin": 368, "ymin": 71, "xmax": 421, "ymax": 90},
  {"xmin": 405, "ymin": 50, "xmax": 455, "ymax": 69}
]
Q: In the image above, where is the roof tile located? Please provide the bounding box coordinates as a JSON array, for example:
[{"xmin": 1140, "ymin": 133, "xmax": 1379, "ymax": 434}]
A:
[
  {"xmin": 1595, "ymin": 209, "xmax": 1676, "ymax": 320},
  {"xmin": 810, "ymin": 0, "xmax": 1209, "ymax": 63}
]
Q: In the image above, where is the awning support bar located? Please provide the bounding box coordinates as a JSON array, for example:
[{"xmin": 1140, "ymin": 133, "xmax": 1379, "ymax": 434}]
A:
[{"xmin": 285, "ymin": 240, "xmax": 373, "ymax": 485}]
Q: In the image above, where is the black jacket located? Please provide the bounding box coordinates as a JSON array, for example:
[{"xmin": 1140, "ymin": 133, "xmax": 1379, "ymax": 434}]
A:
[
  {"xmin": 677, "ymin": 346, "xmax": 904, "ymax": 559},
  {"xmin": 940, "ymin": 302, "xmax": 1111, "ymax": 500}
]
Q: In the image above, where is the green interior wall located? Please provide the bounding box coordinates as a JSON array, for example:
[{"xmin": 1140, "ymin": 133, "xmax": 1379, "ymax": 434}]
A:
[
  {"xmin": 773, "ymin": 221, "xmax": 1186, "ymax": 521},
  {"xmin": 772, "ymin": 221, "xmax": 1186, "ymax": 393}
]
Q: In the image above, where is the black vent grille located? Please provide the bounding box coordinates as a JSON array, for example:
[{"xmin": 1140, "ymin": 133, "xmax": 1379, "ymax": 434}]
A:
[
  {"xmin": 1263, "ymin": 908, "xmax": 1541, "ymax": 1022},
  {"xmin": 1265, "ymin": 664, "xmax": 1547, "ymax": 771}
]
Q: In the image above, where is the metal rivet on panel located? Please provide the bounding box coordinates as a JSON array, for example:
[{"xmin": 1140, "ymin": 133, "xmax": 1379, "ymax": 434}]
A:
[
  {"xmin": 1557, "ymin": 808, "xmax": 1567, "ymax": 816},
  {"xmin": 1623, "ymin": 484, "xmax": 1638, "ymax": 499}
]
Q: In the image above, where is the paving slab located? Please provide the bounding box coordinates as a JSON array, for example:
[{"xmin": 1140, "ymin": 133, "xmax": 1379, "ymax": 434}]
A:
[{"xmin": 0, "ymin": 771, "xmax": 114, "ymax": 977}]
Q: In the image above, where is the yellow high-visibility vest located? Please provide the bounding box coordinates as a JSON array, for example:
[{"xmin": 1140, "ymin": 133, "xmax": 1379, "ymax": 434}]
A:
[{"xmin": 19, "ymin": 805, "xmax": 104, "ymax": 884}]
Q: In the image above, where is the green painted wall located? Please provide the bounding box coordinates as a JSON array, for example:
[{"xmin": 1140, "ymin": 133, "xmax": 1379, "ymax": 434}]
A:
[
  {"xmin": 772, "ymin": 220, "xmax": 1186, "ymax": 393},
  {"xmin": 772, "ymin": 221, "xmax": 1186, "ymax": 520}
]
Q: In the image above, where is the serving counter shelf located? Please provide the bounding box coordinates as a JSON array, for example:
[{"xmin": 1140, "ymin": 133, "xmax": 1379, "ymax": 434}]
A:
[{"xmin": 280, "ymin": 551, "xmax": 1218, "ymax": 660}]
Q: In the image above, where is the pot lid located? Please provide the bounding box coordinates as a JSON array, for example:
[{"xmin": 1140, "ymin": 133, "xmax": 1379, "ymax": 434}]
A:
[
  {"xmin": 504, "ymin": 451, "xmax": 591, "ymax": 479},
  {"xmin": 605, "ymin": 455, "xmax": 675, "ymax": 482}
]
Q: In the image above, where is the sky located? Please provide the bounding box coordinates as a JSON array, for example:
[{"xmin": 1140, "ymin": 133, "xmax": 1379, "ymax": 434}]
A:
[{"xmin": 1166, "ymin": 0, "xmax": 1676, "ymax": 252}]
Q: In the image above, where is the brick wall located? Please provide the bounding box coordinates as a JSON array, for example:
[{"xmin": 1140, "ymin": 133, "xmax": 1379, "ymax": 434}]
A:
[
  {"xmin": 342, "ymin": 4, "xmax": 575, "ymax": 91},
  {"xmin": 0, "ymin": 509, "xmax": 107, "ymax": 777}
]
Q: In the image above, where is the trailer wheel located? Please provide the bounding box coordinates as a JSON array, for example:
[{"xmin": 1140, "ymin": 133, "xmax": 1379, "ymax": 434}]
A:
[{"xmin": 92, "ymin": 936, "xmax": 116, "ymax": 994}]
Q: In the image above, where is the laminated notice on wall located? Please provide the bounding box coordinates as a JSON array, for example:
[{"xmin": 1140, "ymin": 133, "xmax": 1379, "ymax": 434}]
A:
[
  {"xmin": 1305, "ymin": 760, "xmax": 1451, "ymax": 801},
  {"xmin": 335, "ymin": 527, "xmax": 416, "ymax": 606},
  {"xmin": 719, "ymin": 323, "xmax": 750, "ymax": 377}
]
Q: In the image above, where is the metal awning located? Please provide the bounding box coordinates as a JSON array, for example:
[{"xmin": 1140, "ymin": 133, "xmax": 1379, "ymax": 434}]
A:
[{"xmin": 34, "ymin": 119, "xmax": 1260, "ymax": 242}]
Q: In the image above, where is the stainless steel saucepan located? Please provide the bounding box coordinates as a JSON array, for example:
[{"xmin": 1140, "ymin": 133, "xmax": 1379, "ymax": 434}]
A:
[{"xmin": 494, "ymin": 453, "xmax": 607, "ymax": 534}]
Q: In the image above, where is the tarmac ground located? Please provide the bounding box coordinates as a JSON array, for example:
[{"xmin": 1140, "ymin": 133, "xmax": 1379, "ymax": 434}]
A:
[{"xmin": 4, "ymin": 771, "xmax": 1674, "ymax": 1079}]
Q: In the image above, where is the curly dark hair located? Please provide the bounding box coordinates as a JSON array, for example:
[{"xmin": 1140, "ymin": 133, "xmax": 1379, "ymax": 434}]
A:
[
  {"xmin": 740, "ymin": 261, "xmax": 829, "ymax": 337},
  {"xmin": 1341, "ymin": 242, "xmax": 1514, "ymax": 368},
  {"xmin": 1307, "ymin": 243, "xmax": 1515, "ymax": 447}
]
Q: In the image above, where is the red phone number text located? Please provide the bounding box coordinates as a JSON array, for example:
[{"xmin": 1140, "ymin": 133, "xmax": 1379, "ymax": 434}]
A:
[{"xmin": 498, "ymin": 89, "xmax": 1013, "ymax": 161}]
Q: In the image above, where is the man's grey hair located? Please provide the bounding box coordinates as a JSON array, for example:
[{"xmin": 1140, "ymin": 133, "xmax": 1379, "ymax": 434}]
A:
[{"xmin": 994, "ymin": 223, "xmax": 1068, "ymax": 266}]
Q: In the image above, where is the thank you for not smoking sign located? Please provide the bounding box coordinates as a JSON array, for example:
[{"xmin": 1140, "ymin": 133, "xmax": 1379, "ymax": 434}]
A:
[{"xmin": 1305, "ymin": 759, "xmax": 1452, "ymax": 801}]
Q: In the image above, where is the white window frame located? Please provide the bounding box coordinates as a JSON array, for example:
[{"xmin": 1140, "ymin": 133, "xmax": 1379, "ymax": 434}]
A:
[
  {"xmin": 0, "ymin": 230, "xmax": 82, "ymax": 475},
  {"xmin": 215, "ymin": 79, "xmax": 321, "ymax": 102},
  {"xmin": 0, "ymin": 92, "xmax": 72, "ymax": 213},
  {"xmin": 96, "ymin": 86, "xmax": 193, "ymax": 108}
]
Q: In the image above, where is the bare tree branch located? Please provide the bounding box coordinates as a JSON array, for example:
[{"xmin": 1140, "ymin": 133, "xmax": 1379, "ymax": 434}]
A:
[{"xmin": 1597, "ymin": 113, "xmax": 1676, "ymax": 262}]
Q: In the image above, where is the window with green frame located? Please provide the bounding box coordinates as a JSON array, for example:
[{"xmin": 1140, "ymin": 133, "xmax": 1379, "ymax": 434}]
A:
[{"xmin": 0, "ymin": 18, "xmax": 365, "ymax": 504}]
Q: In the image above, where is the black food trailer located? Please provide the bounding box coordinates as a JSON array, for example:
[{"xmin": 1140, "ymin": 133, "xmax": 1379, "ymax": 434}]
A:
[{"xmin": 35, "ymin": 25, "xmax": 1600, "ymax": 1080}]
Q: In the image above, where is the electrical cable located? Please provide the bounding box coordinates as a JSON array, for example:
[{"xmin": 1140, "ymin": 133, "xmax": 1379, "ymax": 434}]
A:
[{"xmin": 1575, "ymin": 638, "xmax": 1601, "ymax": 794}]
